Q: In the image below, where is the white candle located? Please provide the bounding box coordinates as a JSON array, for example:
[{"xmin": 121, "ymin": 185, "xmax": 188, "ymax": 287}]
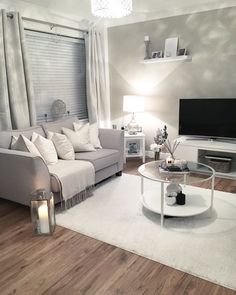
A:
[
  {"xmin": 38, "ymin": 204, "xmax": 50, "ymax": 234},
  {"xmin": 144, "ymin": 35, "xmax": 149, "ymax": 41},
  {"xmin": 166, "ymin": 156, "xmax": 175, "ymax": 166}
]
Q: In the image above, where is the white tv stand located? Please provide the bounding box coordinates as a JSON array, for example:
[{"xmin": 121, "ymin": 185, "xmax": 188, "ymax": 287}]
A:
[{"xmin": 175, "ymin": 137, "xmax": 236, "ymax": 179}]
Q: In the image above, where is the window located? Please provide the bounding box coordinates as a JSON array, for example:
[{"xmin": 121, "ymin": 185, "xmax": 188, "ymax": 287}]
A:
[{"xmin": 25, "ymin": 30, "xmax": 88, "ymax": 123}]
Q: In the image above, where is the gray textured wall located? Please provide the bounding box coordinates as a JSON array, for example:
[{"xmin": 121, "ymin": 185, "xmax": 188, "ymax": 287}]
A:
[{"xmin": 108, "ymin": 7, "xmax": 236, "ymax": 150}]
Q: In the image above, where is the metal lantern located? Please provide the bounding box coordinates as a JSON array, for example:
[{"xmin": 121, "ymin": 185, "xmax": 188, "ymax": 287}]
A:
[{"xmin": 31, "ymin": 189, "xmax": 56, "ymax": 235}]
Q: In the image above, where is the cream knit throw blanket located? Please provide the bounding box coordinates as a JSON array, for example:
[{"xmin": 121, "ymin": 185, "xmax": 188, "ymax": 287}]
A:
[{"xmin": 48, "ymin": 160, "xmax": 95, "ymax": 202}]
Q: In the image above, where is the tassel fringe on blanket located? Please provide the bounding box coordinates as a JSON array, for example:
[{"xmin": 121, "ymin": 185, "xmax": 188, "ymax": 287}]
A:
[{"xmin": 56, "ymin": 185, "xmax": 94, "ymax": 212}]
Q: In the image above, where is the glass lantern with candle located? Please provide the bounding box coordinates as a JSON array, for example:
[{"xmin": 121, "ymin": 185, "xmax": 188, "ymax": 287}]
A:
[{"xmin": 31, "ymin": 189, "xmax": 56, "ymax": 235}]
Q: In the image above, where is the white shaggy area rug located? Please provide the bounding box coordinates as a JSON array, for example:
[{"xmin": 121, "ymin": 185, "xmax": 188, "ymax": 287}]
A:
[{"xmin": 56, "ymin": 174, "xmax": 236, "ymax": 290}]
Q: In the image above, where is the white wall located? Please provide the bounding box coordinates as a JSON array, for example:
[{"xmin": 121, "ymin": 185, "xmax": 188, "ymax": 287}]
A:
[{"xmin": 108, "ymin": 7, "xmax": 236, "ymax": 150}]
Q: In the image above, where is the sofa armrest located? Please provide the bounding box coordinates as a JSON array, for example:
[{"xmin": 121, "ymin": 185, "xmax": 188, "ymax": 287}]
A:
[
  {"xmin": 0, "ymin": 148, "xmax": 51, "ymax": 206},
  {"xmin": 99, "ymin": 129, "xmax": 124, "ymax": 150},
  {"xmin": 99, "ymin": 129, "xmax": 124, "ymax": 171}
]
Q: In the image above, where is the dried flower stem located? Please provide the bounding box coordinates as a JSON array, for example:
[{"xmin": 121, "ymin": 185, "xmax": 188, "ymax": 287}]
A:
[{"xmin": 164, "ymin": 140, "xmax": 180, "ymax": 158}]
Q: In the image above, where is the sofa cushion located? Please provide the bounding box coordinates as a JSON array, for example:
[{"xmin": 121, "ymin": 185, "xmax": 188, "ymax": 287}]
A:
[
  {"xmin": 62, "ymin": 126, "xmax": 96, "ymax": 152},
  {"xmin": 47, "ymin": 131, "xmax": 75, "ymax": 160},
  {"xmin": 75, "ymin": 148, "xmax": 120, "ymax": 171},
  {"xmin": 73, "ymin": 122, "xmax": 102, "ymax": 149},
  {"xmin": 32, "ymin": 133, "xmax": 58, "ymax": 165},
  {"xmin": 42, "ymin": 116, "xmax": 79, "ymax": 134},
  {"xmin": 89, "ymin": 123, "xmax": 102, "ymax": 149},
  {"xmin": 0, "ymin": 126, "xmax": 44, "ymax": 149},
  {"xmin": 11, "ymin": 135, "xmax": 42, "ymax": 158}
]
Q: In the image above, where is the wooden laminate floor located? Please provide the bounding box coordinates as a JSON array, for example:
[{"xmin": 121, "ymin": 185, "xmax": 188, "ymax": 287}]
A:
[{"xmin": 0, "ymin": 158, "xmax": 236, "ymax": 295}]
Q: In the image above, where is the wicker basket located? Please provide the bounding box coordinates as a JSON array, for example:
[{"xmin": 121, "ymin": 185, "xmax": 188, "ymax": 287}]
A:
[{"xmin": 208, "ymin": 159, "xmax": 231, "ymax": 173}]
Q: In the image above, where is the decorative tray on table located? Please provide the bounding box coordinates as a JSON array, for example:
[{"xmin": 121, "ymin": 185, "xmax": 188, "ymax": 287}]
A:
[{"xmin": 159, "ymin": 160, "xmax": 190, "ymax": 174}]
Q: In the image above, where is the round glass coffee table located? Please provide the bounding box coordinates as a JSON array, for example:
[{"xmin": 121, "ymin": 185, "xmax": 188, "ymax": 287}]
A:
[{"xmin": 138, "ymin": 160, "xmax": 215, "ymax": 227}]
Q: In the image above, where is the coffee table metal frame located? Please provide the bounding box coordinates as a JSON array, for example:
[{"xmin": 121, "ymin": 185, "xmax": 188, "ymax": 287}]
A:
[{"xmin": 138, "ymin": 160, "xmax": 215, "ymax": 227}]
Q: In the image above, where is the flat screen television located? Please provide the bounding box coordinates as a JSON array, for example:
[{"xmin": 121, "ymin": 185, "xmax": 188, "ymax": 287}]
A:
[{"xmin": 179, "ymin": 98, "xmax": 236, "ymax": 139}]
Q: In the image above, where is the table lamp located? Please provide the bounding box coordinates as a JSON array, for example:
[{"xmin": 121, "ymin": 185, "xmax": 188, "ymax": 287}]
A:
[{"xmin": 123, "ymin": 95, "xmax": 144, "ymax": 134}]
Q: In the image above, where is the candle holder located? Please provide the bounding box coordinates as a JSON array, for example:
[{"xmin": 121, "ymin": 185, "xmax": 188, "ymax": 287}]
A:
[
  {"xmin": 144, "ymin": 40, "xmax": 151, "ymax": 59},
  {"xmin": 31, "ymin": 189, "xmax": 56, "ymax": 236}
]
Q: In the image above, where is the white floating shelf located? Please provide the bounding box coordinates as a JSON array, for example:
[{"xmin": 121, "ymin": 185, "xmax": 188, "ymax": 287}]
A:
[{"xmin": 141, "ymin": 55, "xmax": 192, "ymax": 64}]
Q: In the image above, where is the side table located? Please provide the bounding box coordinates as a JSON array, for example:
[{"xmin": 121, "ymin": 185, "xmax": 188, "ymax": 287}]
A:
[{"xmin": 124, "ymin": 132, "xmax": 145, "ymax": 163}]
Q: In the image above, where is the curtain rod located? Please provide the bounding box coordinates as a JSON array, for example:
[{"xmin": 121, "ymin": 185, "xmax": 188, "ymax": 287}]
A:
[{"xmin": 7, "ymin": 13, "xmax": 88, "ymax": 33}]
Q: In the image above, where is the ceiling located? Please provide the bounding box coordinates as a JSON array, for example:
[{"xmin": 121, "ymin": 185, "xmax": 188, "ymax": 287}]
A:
[{"xmin": 19, "ymin": 0, "xmax": 236, "ymax": 27}]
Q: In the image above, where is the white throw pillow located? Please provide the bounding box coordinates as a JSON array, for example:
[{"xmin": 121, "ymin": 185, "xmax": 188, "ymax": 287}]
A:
[
  {"xmin": 89, "ymin": 123, "xmax": 102, "ymax": 149},
  {"xmin": 47, "ymin": 131, "xmax": 75, "ymax": 160},
  {"xmin": 32, "ymin": 132, "xmax": 58, "ymax": 165},
  {"xmin": 11, "ymin": 135, "xmax": 42, "ymax": 158},
  {"xmin": 62, "ymin": 125, "xmax": 96, "ymax": 152},
  {"xmin": 73, "ymin": 122, "xmax": 102, "ymax": 149}
]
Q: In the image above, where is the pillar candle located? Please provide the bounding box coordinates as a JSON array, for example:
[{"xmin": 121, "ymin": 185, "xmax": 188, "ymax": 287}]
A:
[{"xmin": 38, "ymin": 204, "xmax": 50, "ymax": 234}]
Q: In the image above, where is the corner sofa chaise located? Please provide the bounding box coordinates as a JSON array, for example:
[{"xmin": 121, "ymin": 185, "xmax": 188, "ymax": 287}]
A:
[{"xmin": 0, "ymin": 116, "xmax": 124, "ymax": 207}]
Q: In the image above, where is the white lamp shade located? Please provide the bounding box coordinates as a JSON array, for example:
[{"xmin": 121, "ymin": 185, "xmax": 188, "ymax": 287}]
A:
[{"xmin": 123, "ymin": 95, "xmax": 144, "ymax": 113}]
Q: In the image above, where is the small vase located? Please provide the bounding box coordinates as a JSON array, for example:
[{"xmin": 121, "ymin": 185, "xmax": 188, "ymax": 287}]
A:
[
  {"xmin": 154, "ymin": 151, "xmax": 160, "ymax": 161},
  {"xmin": 176, "ymin": 192, "xmax": 186, "ymax": 205}
]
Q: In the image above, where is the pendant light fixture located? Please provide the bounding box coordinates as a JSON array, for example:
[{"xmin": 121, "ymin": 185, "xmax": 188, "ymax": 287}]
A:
[{"xmin": 91, "ymin": 0, "xmax": 132, "ymax": 18}]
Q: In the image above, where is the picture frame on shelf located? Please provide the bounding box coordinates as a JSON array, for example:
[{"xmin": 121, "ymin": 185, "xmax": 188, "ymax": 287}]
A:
[
  {"xmin": 128, "ymin": 142, "xmax": 139, "ymax": 154},
  {"xmin": 151, "ymin": 51, "xmax": 162, "ymax": 59},
  {"xmin": 164, "ymin": 37, "xmax": 179, "ymax": 58},
  {"xmin": 178, "ymin": 48, "xmax": 186, "ymax": 56}
]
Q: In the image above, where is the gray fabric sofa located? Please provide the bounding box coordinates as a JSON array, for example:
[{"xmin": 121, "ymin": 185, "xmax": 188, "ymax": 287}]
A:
[{"xmin": 0, "ymin": 116, "xmax": 124, "ymax": 206}]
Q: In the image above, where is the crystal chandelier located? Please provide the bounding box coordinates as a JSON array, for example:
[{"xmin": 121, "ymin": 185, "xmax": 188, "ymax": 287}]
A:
[{"xmin": 91, "ymin": 0, "xmax": 132, "ymax": 18}]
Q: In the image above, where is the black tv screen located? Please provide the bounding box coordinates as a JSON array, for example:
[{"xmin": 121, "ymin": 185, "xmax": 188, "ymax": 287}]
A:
[{"xmin": 179, "ymin": 98, "xmax": 236, "ymax": 139}]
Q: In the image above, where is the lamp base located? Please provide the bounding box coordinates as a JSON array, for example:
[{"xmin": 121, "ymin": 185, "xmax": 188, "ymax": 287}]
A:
[
  {"xmin": 127, "ymin": 113, "xmax": 140, "ymax": 135},
  {"xmin": 128, "ymin": 130, "xmax": 138, "ymax": 135}
]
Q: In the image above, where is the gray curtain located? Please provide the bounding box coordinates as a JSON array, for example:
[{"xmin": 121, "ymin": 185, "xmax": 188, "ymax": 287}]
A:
[
  {"xmin": 0, "ymin": 10, "xmax": 36, "ymax": 131},
  {"xmin": 85, "ymin": 27, "xmax": 110, "ymax": 127}
]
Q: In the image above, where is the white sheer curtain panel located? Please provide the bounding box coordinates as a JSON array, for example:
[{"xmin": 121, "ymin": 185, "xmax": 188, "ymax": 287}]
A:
[{"xmin": 85, "ymin": 27, "xmax": 110, "ymax": 128}]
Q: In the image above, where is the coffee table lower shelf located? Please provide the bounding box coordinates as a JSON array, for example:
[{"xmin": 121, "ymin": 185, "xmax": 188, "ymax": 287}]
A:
[{"xmin": 141, "ymin": 189, "xmax": 212, "ymax": 218}]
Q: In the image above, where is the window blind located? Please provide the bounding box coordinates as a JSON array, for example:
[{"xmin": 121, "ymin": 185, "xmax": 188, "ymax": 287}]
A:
[{"xmin": 25, "ymin": 30, "xmax": 88, "ymax": 123}]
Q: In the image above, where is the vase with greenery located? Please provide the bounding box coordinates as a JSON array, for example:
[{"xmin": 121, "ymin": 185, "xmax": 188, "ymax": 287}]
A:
[{"xmin": 150, "ymin": 125, "xmax": 168, "ymax": 160}]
